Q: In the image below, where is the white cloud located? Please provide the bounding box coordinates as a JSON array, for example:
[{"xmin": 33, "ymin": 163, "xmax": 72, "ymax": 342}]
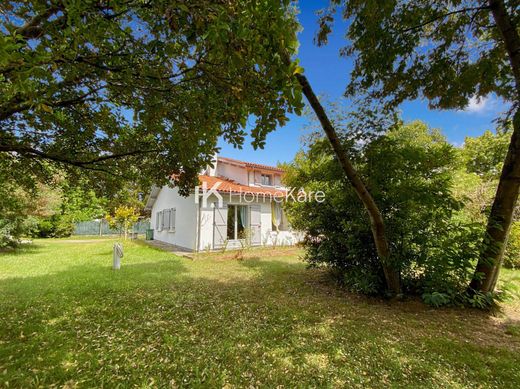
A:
[
  {"xmin": 451, "ymin": 140, "xmax": 463, "ymax": 148},
  {"xmin": 462, "ymin": 96, "xmax": 493, "ymax": 113}
]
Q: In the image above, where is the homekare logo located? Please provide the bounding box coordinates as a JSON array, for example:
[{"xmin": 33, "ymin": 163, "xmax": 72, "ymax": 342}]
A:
[
  {"xmin": 195, "ymin": 183, "xmax": 325, "ymax": 207},
  {"xmin": 195, "ymin": 181, "xmax": 224, "ymax": 208}
]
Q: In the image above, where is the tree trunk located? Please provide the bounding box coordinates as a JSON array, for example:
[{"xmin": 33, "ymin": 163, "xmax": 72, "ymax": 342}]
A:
[
  {"xmin": 469, "ymin": 0, "xmax": 520, "ymax": 293},
  {"xmin": 294, "ymin": 72, "xmax": 401, "ymax": 296}
]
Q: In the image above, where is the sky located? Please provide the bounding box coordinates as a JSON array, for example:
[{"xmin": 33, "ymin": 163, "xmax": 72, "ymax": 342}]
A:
[{"xmin": 217, "ymin": 1, "xmax": 507, "ymax": 167}]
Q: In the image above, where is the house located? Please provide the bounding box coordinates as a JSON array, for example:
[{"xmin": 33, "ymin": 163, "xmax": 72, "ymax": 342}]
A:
[{"xmin": 144, "ymin": 156, "xmax": 301, "ymax": 251}]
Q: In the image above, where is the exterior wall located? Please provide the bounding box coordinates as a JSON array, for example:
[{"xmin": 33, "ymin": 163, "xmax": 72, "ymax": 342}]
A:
[
  {"xmin": 208, "ymin": 155, "xmax": 218, "ymax": 176},
  {"xmin": 198, "ymin": 193, "xmax": 220, "ymax": 251},
  {"xmin": 216, "ymin": 162, "xmax": 248, "ymax": 185},
  {"xmin": 151, "ymin": 186, "xmax": 197, "ymax": 250}
]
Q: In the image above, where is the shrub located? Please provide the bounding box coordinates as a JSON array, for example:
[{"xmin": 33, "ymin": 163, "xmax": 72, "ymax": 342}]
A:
[
  {"xmin": 0, "ymin": 181, "xmax": 38, "ymax": 247},
  {"xmin": 34, "ymin": 215, "xmax": 74, "ymax": 238},
  {"xmin": 106, "ymin": 206, "xmax": 139, "ymax": 239},
  {"xmin": 0, "ymin": 217, "xmax": 36, "ymax": 248},
  {"xmin": 284, "ymin": 121, "xmax": 480, "ymax": 305}
]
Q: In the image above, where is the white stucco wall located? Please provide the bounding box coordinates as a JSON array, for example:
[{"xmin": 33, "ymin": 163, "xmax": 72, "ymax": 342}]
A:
[
  {"xmin": 151, "ymin": 186, "xmax": 197, "ymax": 250},
  {"xmin": 198, "ymin": 193, "xmax": 220, "ymax": 251},
  {"xmin": 217, "ymin": 162, "xmax": 248, "ymax": 184}
]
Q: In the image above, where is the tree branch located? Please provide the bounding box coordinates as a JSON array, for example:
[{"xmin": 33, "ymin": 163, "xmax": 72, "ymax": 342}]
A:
[
  {"xmin": 0, "ymin": 145, "xmax": 159, "ymax": 167},
  {"xmin": 400, "ymin": 6, "xmax": 491, "ymax": 33},
  {"xmin": 12, "ymin": 6, "xmax": 60, "ymax": 39},
  {"xmin": 0, "ymin": 86, "xmax": 105, "ymax": 121},
  {"xmin": 488, "ymin": 0, "xmax": 520, "ymax": 97}
]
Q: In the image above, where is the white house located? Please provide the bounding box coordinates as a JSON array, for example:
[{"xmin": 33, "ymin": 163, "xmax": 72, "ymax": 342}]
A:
[{"xmin": 144, "ymin": 156, "xmax": 301, "ymax": 251}]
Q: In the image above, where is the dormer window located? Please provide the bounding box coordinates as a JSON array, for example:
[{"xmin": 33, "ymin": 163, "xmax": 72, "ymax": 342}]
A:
[{"xmin": 261, "ymin": 174, "xmax": 272, "ymax": 186}]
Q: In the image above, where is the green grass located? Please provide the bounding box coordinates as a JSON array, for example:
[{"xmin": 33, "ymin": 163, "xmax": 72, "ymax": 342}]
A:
[{"xmin": 1, "ymin": 239, "xmax": 519, "ymax": 388}]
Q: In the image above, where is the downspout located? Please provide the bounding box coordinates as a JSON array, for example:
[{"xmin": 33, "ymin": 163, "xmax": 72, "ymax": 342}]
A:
[{"xmin": 195, "ymin": 192, "xmax": 201, "ymax": 252}]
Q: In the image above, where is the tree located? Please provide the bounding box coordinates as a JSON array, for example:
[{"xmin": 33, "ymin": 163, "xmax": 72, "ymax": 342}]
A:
[
  {"xmin": 0, "ymin": 172, "xmax": 62, "ymax": 245},
  {"xmin": 315, "ymin": 0, "xmax": 520, "ymax": 293},
  {"xmin": 0, "ymin": 180, "xmax": 36, "ymax": 247},
  {"xmin": 461, "ymin": 128, "xmax": 512, "ymax": 180},
  {"xmin": 1, "ymin": 1, "xmax": 302, "ymax": 194},
  {"xmin": 106, "ymin": 206, "xmax": 140, "ymax": 240},
  {"xmin": 289, "ymin": 73, "xmax": 402, "ymax": 295},
  {"xmin": 60, "ymin": 187, "xmax": 107, "ymax": 223}
]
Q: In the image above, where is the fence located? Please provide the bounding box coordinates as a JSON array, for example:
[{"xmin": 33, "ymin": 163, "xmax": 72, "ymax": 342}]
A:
[{"xmin": 74, "ymin": 219, "xmax": 151, "ymax": 236}]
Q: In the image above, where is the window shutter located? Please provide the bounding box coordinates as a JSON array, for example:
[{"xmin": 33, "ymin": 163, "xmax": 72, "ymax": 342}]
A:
[
  {"xmin": 213, "ymin": 204, "xmax": 228, "ymax": 249},
  {"xmin": 163, "ymin": 209, "xmax": 170, "ymax": 231},
  {"xmin": 169, "ymin": 208, "xmax": 176, "ymax": 231},
  {"xmin": 157, "ymin": 211, "xmax": 163, "ymax": 231},
  {"xmin": 250, "ymin": 205, "xmax": 261, "ymax": 245},
  {"xmin": 161, "ymin": 210, "xmax": 165, "ymax": 231}
]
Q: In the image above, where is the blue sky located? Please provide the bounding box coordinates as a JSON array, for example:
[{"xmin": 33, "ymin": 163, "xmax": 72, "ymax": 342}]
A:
[{"xmin": 217, "ymin": 1, "xmax": 506, "ymax": 167}]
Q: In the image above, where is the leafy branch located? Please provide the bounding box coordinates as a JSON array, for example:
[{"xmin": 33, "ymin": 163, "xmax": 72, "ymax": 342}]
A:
[{"xmin": 399, "ymin": 6, "xmax": 491, "ymax": 33}]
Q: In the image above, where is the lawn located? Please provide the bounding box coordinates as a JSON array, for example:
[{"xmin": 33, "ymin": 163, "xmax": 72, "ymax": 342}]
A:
[{"xmin": 1, "ymin": 239, "xmax": 519, "ymax": 388}]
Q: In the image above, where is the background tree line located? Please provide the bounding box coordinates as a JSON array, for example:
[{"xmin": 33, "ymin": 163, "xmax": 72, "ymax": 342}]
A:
[{"xmin": 0, "ymin": 174, "xmax": 144, "ymax": 247}]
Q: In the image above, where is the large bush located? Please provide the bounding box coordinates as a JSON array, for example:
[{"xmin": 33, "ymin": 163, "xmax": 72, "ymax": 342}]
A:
[
  {"xmin": 0, "ymin": 217, "xmax": 36, "ymax": 248},
  {"xmin": 284, "ymin": 121, "xmax": 480, "ymax": 304},
  {"xmin": 34, "ymin": 215, "xmax": 75, "ymax": 238}
]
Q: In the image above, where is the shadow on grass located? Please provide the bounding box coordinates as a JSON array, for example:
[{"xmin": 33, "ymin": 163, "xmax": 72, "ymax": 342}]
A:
[
  {"xmin": 234, "ymin": 256, "xmax": 292, "ymax": 269},
  {"xmin": 0, "ymin": 253, "xmax": 519, "ymax": 387},
  {"xmin": 0, "ymin": 243, "xmax": 46, "ymax": 257}
]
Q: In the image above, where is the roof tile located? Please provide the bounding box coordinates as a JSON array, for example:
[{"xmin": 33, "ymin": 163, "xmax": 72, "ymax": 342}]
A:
[
  {"xmin": 198, "ymin": 175, "xmax": 286, "ymax": 196},
  {"xmin": 217, "ymin": 156, "xmax": 284, "ymax": 173}
]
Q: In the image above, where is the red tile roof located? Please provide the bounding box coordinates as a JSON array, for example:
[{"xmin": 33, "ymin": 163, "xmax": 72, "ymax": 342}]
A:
[
  {"xmin": 198, "ymin": 175, "xmax": 286, "ymax": 196},
  {"xmin": 217, "ymin": 156, "xmax": 285, "ymax": 173}
]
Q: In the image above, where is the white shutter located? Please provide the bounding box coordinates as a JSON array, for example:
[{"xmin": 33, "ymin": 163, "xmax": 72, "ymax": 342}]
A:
[
  {"xmin": 250, "ymin": 205, "xmax": 261, "ymax": 245},
  {"xmin": 213, "ymin": 203, "xmax": 228, "ymax": 249},
  {"xmin": 157, "ymin": 211, "xmax": 163, "ymax": 231},
  {"xmin": 169, "ymin": 208, "xmax": 176, "ymax": 232},
  {"xmin": 163, "ymin": 209, "xmax": 170, "ymax": 230}
]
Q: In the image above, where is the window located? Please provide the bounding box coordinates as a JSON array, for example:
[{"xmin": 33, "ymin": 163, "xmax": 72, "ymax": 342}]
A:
[
  {"xmin": 157, "ymin": 209, "xmax": 176, "ymax": 232},
  {"xmin": 261, "ymin": 174, "xmax": 272, "ymax": 186},
  {"xmin": 227, "ymin": 205, "xmax": 248, "ymax": 240},
  {"xmin": 162, "ymin": 209, "xmax": 169, "ymax": 231}
]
